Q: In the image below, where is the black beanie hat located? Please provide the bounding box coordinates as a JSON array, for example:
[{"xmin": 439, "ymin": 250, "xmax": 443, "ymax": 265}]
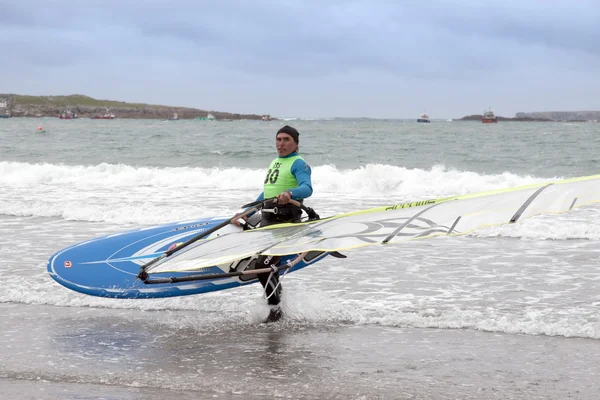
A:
[{"xmin": 276, "ymin": 125, "xmax": 299, "ymax": 143}]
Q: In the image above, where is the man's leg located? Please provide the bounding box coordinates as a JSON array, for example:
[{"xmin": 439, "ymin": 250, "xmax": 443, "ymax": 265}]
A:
[
  {"xmin": 255, "ymin": 254, "xmax": 282, "ymax": 305},
  {"xmin": 256, "ymin": 207, "xmax": 283, "ymax": 307},
  {"xmin": 254, "ymin": 203, "xmax": 300, "ymax": 322},
  {"xmin": 255, "ymin": 253, "xmax": 284, "ymax": 322}
]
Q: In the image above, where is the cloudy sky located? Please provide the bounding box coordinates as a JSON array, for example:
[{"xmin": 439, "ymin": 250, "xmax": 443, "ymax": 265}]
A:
[{"xmin": 1, "ymin": 0, "xmax": 598, "ymax": 118}]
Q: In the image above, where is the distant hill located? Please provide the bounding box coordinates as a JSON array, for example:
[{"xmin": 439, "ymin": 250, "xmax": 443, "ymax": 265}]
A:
[{"xmin": 0, "ymin": 94, "xmax": 269, "ymax": 120}]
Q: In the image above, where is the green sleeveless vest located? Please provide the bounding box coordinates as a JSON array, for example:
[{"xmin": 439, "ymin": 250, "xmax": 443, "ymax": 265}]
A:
[{"xmin": 264, "ymin": 156, "xmax": 302, "ymax": 198}]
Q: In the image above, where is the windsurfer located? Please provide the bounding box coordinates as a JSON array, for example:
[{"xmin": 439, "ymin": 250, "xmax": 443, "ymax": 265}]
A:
[{"xmin": 234, "ymin": 125, "xmax": 313, "ymax": 322}]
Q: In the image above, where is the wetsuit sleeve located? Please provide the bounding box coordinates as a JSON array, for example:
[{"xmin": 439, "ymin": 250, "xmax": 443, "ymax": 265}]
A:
[{"xmin": 289, "ymin": 159, "xmax": 313, "ymax": 199}]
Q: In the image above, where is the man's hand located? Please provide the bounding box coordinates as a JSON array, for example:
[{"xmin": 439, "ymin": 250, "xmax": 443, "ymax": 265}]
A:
[
  {"xmin": 231, "ymin": 213, "xmax": 248, "ymax": 227},
  {"xmin": 277, "ymin": 190, "xmax": 292, "ymax": 205}
]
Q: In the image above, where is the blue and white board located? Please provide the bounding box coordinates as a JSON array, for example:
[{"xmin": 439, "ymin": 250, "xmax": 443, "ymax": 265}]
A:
[{"xmin": 47, "ymin": 217, "xmax": 329, "ymax": 299}]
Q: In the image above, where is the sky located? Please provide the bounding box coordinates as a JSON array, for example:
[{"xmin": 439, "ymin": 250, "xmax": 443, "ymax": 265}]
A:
[{"xmin": 1, "ymin": 0, "xmax": 599, "ymax": 119}]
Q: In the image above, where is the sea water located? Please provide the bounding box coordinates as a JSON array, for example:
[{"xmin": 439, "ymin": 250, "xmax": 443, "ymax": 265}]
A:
[{"xmin": 0, "ymin": 118, "xmax": 599, "ymax": 399}]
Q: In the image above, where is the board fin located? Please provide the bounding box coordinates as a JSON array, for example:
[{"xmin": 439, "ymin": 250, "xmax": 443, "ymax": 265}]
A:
[{"xmin": 330, "ymin": 251, "xmax": 347, "ymax": 259}]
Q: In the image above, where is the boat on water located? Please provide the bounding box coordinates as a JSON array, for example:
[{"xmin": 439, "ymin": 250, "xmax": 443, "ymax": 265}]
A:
[
  {"xmin": 168, "ymin": 112, "xmax": 179, "ymax": 121},
  {"xmin": 482, "ymin": 109, "xmax": 498, "ymax": 123},
  {"xmin": 92, "ymin": 109, "xmax": 115, "ymax": 119},
  {"xmin": 0, "ymin": 100, "xmax": 10, "ymax": 117},
  {"xmin": 262, "ymin": 114, "xmax": 272, "ymax": 121},
  {"xmin": 194, "ymin": 113, "xmax": 215, "ymax": 121},
  {"xmin": 58, "ymin": 111, "xmax": 78, "ymax": 119},
  {"xmin": 417, "ymin": 113, "xmax": 430, "ymax": 123},
  {"xmin": 92, "ymin": 114, "xmax": 115, "ymax": 119}
]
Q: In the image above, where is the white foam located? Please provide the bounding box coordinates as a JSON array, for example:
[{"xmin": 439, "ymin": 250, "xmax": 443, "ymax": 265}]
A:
[
  {"xmin": 3, "ymin": 236, "xmax": 600, "ymax": 339},
  {"xmin": 0, "ymin": 161, "xmax": 554, "ymax": 225},
  {"xmin": 471, "ymin": 207, "xmax": 600, "ymax": 240}
]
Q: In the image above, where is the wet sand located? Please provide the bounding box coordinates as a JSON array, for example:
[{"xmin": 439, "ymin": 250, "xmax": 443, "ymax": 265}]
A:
[{"xmin": 1, "ymin": 303, "xmax": 598, "ymax": 399}]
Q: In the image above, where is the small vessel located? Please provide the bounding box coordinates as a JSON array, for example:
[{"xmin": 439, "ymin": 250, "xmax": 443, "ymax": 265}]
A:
[
  {"xmin": 92, "ymin": 113, "xmax": 115, "ymax": 119},
  {"xmin": 93, "ymin": 109, "xmax": 115, "ymax": 119},
  {"xmin": 168, "ymin": 112, "xmax": 179, "ymax": 121},
  {"xmin": 194, "ymin": 113, "xmax": 215, "ymax": 121},
  {"xmin": 58, "ymin": 110, "xmax": 78, "ymax": 119},
  {"xmin": 417, "ymin": 113, "xmax": 430, "ymax": 123},
  {"xmin": 482, "ymin": 109, "xmax": 498, "ymax": 123},
  {"xmin": 0, "ymin": 100, "xmax": 10, "ymax": 117},
  {"xmin": 262, "ymin": 114, "xmax": 272, "ymax": 121}
]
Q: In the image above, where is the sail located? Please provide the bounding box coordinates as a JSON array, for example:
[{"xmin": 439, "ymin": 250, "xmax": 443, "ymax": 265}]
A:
[{"xmin": 146, "ymin": 174, "xmax": 600, "ymax": 274}]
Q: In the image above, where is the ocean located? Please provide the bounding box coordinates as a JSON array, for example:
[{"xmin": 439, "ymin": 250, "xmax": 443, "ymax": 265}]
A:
[{"xmin": 1, "ymin": 117, "xmax": 599, "ymax": 399}]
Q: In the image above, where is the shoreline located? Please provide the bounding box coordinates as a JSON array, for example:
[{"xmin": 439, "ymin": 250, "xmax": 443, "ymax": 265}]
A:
[{"xmin": 2, "ymin": 302, "xmax": 599, "ymax": 399}]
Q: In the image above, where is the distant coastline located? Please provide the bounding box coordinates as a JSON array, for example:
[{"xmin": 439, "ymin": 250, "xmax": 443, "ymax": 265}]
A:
[
  {"xmin": 0, "ymin": 94, "xmax": 272, "ymax": 120},
  {"xmin": 458, "ymin": 111, "xmax": 600, "ymax": 122},
  {"xmin": 457, "ymin": 115, "xmax": 552, "ymax": 122},
  {"xmin": 1, "ymin": 94, "xmax": 598, "ymax": 122}
]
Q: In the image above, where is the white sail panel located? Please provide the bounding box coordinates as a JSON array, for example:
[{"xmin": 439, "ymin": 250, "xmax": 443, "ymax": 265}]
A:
[
  {"xmin": 146, "ymin": 224, "xmax": 312, "ymax": 274},
  {"xmin": 146, "ymin": 174, "xmax": 600, "ymax": 274}
]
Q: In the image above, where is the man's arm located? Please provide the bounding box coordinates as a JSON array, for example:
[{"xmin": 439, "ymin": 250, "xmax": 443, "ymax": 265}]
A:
[{"xmin": 288, "ymin": 159, "xmax": 313, "ymax": 199}]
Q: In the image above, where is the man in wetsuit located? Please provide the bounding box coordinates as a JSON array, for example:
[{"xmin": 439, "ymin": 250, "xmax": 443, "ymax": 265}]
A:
[{"xmin": 234, "ymin": 125, "xmax": 313, "ymax": 322}]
